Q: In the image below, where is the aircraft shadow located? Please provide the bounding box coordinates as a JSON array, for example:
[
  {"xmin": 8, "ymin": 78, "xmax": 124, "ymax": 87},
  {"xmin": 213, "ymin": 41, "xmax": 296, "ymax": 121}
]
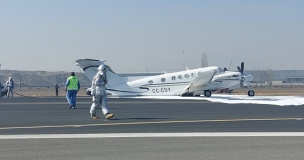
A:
[
  {"xmin": 109, "ymin": 118, "xmax": 171, "ymax": 121},
  {"xmin": 73, "ymin": 108, "xmax": 117, "ymax": 110},
  {"xmin": 208, "ymin": 96, "xmax": 278, "ymax": 101}
]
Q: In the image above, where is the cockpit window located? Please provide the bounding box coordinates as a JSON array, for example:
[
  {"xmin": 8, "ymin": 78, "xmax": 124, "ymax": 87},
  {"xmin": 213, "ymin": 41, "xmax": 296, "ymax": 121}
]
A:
[
  {"xmin": 198, "ymin": 71, "xmax": 202, "ymax": 75},
  {"xmin": 218, "ymin": 68, "xmax": 225, "ymax": 73}
]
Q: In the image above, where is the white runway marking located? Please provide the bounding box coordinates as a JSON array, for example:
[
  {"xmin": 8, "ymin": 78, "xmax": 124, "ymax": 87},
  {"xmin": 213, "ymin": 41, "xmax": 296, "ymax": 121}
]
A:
[
  {"xmin": 126, "ymin": 95, "xmax": 304, "ymax": 106},
  {"xmin": 2, "ymin": 132, "xmax": 304, "ymax": 139}
]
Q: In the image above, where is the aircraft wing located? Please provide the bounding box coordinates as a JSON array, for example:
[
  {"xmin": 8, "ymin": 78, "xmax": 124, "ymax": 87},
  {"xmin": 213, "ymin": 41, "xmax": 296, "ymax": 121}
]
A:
[{"xmin": 180, "ymin": 69, "xmax": 217, "ymax": 96}]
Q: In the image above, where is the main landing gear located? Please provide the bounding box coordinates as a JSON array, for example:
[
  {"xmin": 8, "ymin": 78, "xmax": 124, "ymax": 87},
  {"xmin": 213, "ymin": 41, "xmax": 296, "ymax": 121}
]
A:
[{"xmin": 204, "ymin": 90, "xmax": 212, "ymax": 97}]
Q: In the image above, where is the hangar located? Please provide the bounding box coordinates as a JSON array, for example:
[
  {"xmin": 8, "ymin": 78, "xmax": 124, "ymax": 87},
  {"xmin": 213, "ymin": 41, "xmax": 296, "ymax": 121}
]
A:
[{"xmin": 246, "ymin": 70, "xmax": 304, "ymax": 84}]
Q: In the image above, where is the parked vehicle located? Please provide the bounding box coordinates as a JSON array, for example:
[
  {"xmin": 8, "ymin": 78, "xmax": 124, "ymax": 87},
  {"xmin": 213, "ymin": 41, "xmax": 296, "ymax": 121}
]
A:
[
  {"xmin": 217, "ymin": 88, "xmax": 232, "ymax": 93},
  {"xmin": 0, "ymin": 85, "xmax": 7, "ymax": 97}
]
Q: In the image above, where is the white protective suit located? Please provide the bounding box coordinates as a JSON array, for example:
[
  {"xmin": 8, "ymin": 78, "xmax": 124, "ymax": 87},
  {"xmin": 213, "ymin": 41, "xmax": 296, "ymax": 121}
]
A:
[
  {"xmin": 6, "ymin": 77, "xmax": 14, "ymax": 97},
  {"xmin": 90, "ymin": 65, "xmax": 112, "ymax": 119}
]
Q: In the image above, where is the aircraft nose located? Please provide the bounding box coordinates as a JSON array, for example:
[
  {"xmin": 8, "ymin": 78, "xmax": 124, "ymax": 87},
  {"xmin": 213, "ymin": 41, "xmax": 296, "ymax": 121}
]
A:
[
  {"xmin": 248, "ymin": 74, "xmax": 254, "ymax": 81},
  {"xmin": 242, "ymin": 74, "xmax": 254, "ymax": 82}
]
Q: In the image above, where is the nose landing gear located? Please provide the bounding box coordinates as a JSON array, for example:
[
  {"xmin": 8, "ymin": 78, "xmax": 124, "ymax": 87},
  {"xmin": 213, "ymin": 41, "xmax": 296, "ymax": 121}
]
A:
[
  {"xmin": 248, "ymin": 90, "xmax": 255, "ymax": 96},
  {"xmin": 247, "ymin": 82, "xmax": 255, "ymax": 97}
]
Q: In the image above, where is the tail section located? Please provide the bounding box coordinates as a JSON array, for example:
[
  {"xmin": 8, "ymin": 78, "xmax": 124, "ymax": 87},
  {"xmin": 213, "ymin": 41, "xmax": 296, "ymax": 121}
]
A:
[
  {"xmin": 75, "ymin": 58, "xmax": 153, "ymax": 96},
  {"xmin": 75, "ymin": 59, "xmax": 126, "ymax": 88}
]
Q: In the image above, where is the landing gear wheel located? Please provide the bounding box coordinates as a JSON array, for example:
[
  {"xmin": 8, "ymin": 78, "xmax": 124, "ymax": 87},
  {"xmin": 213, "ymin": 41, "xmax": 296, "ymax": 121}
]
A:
[
  {"xmin": 204, "ymin": 90, "xmax": 212, "ymax": 97},
  {"xmin": 248, "ymin": 90, "xmax": 255, "ymax": 97}
]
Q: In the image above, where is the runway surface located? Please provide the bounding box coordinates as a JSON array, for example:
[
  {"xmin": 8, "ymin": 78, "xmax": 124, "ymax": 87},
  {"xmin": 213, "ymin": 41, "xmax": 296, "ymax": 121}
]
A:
[
  {"xmin": 1, "ymin": 96, "xmax": 304, "ymax": 159},
  {"xmin": 1, "ymin": 97, "xmax": 304, "ymax": 134}
]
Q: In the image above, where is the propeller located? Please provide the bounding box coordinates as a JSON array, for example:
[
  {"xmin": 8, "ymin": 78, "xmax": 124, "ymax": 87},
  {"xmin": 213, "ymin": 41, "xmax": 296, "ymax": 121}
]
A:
[
  {"xmin": 237, "ymin": 62, "xmax": 244, "ymax": 74},
  {"xmin": 237, "ymin": 66, "xmax": 241, "ymax": 72},
  {"xmin": 237, "ymin": 62, "xmax": 245, "ymax": 87},
  {"xmin": 240, "ymin": 62, "xmax": 244, "ymax": 74}
]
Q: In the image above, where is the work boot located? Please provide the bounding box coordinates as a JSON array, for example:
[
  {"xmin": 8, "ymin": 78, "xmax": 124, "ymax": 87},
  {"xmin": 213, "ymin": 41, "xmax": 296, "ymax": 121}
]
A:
[
  {"xmin": 91, "ymin": 116, "xmax": 99, "ymax": 119},
  {"xmin": 91, "ymin": 113, "xmax": 99, "ymax": 119},
  {"xmin": 69, "ymin": 105, "xmax": 73, "ymax": 109},
  {"xmin": 105, "ymin": 113, "xmax": 114, "ymax": 119}
]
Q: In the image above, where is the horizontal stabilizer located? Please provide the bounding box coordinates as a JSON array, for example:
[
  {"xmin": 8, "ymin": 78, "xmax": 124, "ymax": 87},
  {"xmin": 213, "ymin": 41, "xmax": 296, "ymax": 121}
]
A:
[{"xmin": 75, "ymin": 59, "xmax": 107, "ymax": 67}]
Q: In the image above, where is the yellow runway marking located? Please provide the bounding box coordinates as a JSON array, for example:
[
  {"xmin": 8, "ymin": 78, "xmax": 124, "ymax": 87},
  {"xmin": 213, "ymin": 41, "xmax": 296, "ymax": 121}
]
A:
[{"xmin": 0, "ymin": 118, "xmax": 302, "ymax": 130}]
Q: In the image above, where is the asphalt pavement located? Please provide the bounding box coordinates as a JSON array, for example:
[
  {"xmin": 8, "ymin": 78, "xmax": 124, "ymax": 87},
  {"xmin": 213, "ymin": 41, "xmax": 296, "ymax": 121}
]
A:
[
  {"xmin": 1, "ymin": 97, "xmax": 304, "ymax": 160},
  {"xmin": 1, "ymin": 97, "xmax": 304, "ymax": 134}
]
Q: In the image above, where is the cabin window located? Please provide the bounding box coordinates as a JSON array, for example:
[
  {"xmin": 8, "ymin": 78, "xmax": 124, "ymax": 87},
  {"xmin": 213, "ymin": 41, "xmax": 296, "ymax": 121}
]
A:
[
  {"xmin": 148, "ymin": 80, "xmax": 153, "ymax": 84},
  {"xmin": 171, "ymin": 76, "xmax": 176, "ymax": 81},
  {"xmin": 184, "ymin": 74, "xmax": 189, "ymax": 78},
  {"xmin": 161, "ymin": 78, "xmax": 166, "ymax": 82},
  {"xmin": 178, "ymin": 75, "xmax": 183, "ymax": 79},
  {"xmin": 191, "ymin": 73, "xmax": 196, "ymax": 77}
]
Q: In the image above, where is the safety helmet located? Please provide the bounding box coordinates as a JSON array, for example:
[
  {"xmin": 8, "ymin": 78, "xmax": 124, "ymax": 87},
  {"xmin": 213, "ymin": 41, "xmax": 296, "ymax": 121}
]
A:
[{"xmin": 97, "ymin": 64, "xmax": 107, "ymax": 71}]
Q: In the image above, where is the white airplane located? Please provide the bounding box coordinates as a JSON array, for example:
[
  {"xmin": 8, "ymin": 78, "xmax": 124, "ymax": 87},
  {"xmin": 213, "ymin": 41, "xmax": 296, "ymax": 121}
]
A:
[{"xmin": 75, "ymin": 59, "xmax": 253, "ymax": 97}]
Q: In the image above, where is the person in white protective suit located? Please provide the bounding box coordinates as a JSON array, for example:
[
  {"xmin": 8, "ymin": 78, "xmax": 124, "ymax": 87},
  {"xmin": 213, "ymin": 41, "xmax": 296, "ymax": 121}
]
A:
[
  {"xmin": 90, "ymin": 64, "xmax": 114, "ymax": 119},
  {"xmin": 6, "ymin": 77, "xmax": 14, "ymax": 97}
]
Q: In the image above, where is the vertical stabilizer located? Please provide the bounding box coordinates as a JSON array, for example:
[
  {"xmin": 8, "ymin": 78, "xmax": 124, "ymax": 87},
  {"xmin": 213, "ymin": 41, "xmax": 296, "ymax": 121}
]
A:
[{"xmin": 75, "ymin": 59, "xmax": 126, "ymax": 88}]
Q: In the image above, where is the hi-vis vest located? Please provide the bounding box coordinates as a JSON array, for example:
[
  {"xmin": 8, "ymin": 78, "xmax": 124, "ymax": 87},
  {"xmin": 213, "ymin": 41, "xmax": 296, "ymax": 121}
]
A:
[{"xmin": 67, "ymin": 76, "xmax": 79, "ymax": 90}]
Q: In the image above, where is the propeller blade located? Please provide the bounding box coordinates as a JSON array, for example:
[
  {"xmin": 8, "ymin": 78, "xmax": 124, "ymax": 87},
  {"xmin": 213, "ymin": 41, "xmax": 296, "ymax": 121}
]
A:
[
  {"xmin": 241, "ymin": 62, "xmax": 244, "ymax": 74},
  {"xmin": 237, "ymin": 66, "xmax": 241, "ymax": 72}
]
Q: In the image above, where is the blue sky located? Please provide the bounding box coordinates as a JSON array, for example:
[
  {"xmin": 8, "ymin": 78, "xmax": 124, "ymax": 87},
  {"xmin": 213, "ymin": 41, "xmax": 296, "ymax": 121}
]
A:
[{"xmin": 0, "ymin": 0, "xmax": 303, "ymax": 72}]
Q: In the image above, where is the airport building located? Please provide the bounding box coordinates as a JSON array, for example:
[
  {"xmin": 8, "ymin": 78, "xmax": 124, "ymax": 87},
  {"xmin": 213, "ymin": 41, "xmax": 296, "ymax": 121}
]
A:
[{"xmin": 246, "ymin": 70, "xmax": 304, "ymax": 84}]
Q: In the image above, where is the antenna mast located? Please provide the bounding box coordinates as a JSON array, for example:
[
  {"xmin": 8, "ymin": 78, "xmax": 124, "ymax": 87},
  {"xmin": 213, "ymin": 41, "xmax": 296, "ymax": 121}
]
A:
[
  {"xmin": 182, "ymin": 50, "xmax": 185, "ymax": 69},
  {"xmin": 201, "ymin": 52, "xmax": 208, "ymax": 68},
  {"xmin": 229, "ymin": 59, "xmax": 233, "ymax": 70}
]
